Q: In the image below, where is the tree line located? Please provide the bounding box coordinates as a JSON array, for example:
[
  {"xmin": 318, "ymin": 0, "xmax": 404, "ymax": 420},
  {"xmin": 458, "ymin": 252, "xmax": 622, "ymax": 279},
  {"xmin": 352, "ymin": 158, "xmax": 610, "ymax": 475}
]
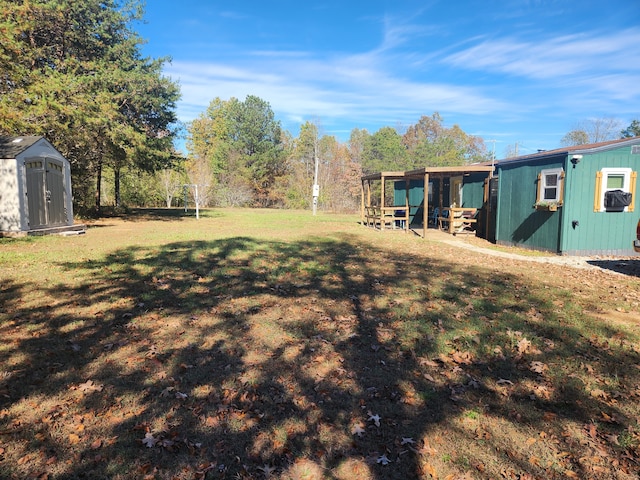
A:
[
  {"xmin": 183, "ymin": 101, "xmax": 492, "ymax": 212},
  {"xmin": 0, "ymin": 0, "xmax": 179, "ymax": 214},
  {"xmin": 1, "ymin": 1, "xmax": 638, "ymax": 215}
]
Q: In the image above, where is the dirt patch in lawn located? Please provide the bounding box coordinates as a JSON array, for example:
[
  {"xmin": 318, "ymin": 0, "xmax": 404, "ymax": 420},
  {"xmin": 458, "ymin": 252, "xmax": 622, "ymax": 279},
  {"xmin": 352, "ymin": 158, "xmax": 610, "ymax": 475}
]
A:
[{"xmin": 0, "ymin": 209, "xmax": 638, "ymax": 479}]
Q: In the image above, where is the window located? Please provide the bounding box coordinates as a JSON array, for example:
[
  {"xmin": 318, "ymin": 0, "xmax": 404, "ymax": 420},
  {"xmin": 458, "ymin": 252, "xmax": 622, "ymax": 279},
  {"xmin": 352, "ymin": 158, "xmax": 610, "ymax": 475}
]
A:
[
  {"xmin": 594, "ymin": 168, "xmax": 636, "ymax": 212},
  {"xmin": 536, "ymin": 168, "xmax": 564, "ymax": 204}
]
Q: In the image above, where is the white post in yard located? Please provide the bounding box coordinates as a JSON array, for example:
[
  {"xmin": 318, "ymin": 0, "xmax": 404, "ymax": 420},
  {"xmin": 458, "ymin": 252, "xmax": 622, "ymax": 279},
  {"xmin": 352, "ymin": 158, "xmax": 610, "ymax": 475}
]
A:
[
  {"xmin": 312, "ymin": 142, "xmax": 319, "ymax": 216},
  {"xmin": 182, "ymin": 184, "xmax": 206, "ymax": 219}
]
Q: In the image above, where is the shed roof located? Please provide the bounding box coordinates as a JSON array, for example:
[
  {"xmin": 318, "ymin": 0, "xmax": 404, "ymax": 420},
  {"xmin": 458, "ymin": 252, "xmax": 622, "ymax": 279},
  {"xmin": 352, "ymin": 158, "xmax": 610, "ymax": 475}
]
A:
[
  {"xmin": 493, "ymin": 136, "xmax": 640, "ymax": 167},
  {"xmin": 0, "ymin": 136, "xmax": 44, "ymax": 159}
]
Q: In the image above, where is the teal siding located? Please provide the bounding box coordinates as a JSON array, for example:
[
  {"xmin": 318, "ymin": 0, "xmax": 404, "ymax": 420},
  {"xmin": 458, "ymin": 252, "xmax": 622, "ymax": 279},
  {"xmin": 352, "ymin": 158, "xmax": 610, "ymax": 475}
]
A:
[
  {"xmin": 394, "ymin": 179, "xmax": 425, "ymax": 224},
  {"xmin": 496, "ymin": 156, "xmax": 565, "ymax": 252},
  {"xmin": 560, "ymin": 146, "xmax": 639, "ymax": 255},
  {"xmin": 495, "ymin": 143, "xmax": 640, "ymax": 255},
  {"xmin": 461, "ymin": 173, "xmax": 486, "ymax": 208},
  {"xmin": 394, "ymin": 174, "xmax": 487, "ymax": 225}
]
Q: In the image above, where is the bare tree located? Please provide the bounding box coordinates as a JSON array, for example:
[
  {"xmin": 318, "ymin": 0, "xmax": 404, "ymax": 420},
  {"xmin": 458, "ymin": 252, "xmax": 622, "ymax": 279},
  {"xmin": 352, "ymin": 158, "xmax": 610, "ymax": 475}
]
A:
[
  {"xmin": 185, "ymin": 157, "xmax": 214, "ymax": 207},
  {"xmin": 560, "ymin": 130, "xmax": 589, "ymax": 147},
  {"xmin": 157, "ymin": 168, "xmax": 183, "ymax": 208},
  {"xmin": 561, "ymin": 117, "xmax": 624, "ymax": 146},
  {"xmin": 503, "ymin": 143, "xmax": 520, "ymax": 158}
]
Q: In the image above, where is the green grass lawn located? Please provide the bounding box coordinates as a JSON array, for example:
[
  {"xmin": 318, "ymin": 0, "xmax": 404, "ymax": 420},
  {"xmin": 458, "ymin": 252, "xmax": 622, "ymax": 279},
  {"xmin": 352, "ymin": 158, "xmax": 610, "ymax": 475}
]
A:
[{"xmin": 1, "ymin": 208, "xmax": 639, "ymax": 479}]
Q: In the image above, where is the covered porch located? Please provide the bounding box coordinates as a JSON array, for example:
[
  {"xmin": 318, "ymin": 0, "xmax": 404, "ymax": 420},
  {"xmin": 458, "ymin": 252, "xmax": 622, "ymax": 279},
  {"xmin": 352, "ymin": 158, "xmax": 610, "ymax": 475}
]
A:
[{"xmin": 360, "ymin": 165, "xmax": 495, "ymax": 238}]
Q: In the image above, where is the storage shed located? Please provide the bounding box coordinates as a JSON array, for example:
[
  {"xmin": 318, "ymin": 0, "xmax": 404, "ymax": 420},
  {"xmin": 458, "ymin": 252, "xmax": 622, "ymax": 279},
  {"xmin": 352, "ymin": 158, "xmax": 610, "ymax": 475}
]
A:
[
  {"xmin": 491, "ymin": 137, "xmax": 640, "ymax": 255},
  {"xmin": 0, "ymin": 136, "xmax": 78, "ymax": 236}
]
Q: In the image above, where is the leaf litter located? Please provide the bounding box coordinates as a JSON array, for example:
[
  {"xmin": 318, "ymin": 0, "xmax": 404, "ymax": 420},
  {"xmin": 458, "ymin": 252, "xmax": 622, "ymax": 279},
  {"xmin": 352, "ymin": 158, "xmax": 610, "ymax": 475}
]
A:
[{"xmin": 0, "ymin": 211, "xmax": 638, "ymax": 479}]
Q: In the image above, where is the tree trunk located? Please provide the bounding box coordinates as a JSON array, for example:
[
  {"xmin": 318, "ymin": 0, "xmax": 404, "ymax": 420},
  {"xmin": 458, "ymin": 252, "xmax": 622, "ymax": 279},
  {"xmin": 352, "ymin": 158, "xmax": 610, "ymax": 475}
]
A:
[
  {"xmin": 95, "ymin": 161, "xmax": 102, "ymax": 214},
  {"xmin": 114, "ymin": 166, "xmax": 121, "ymax": 207}
]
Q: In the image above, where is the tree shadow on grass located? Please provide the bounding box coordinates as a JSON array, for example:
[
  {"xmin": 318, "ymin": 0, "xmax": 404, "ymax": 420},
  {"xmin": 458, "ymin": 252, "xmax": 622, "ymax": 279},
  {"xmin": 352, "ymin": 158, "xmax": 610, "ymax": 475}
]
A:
[
  {"xmin": 0, "ymin": 235, "xmax": 638, "ymax": 479},
  {"xmin": 84, "ymin": 207, "xmax": 223, "ymax": 223}
]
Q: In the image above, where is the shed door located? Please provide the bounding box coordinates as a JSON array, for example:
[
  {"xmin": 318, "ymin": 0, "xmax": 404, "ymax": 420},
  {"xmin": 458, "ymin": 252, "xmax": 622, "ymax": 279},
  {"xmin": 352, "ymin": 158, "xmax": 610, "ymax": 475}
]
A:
[
  {"xmin": 26, "ymin": 160, "xmax": 47, "ymax": 228},
  {"xmin": 46, "ymin": 160, "xmax": 66, "ymax": 225}
]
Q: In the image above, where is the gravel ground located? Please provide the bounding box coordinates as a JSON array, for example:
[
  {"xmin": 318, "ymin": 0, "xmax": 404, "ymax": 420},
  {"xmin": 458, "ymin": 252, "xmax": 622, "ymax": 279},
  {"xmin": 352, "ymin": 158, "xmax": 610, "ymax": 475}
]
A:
[{"xmin": 435, "ymin": 232, "xmax": 640, "ymax": 277}]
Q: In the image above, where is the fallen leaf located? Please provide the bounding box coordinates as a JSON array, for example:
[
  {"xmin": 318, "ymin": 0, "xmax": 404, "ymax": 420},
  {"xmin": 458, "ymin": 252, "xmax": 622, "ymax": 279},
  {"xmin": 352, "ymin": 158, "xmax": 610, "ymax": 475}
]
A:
[
  {"xmin": 601, "ymin": 412, "xmax": 617, "ymax": 423},
  {"xmin": 160, "ymin": 386, "xmax": 174, "ymax": 397},
  {"xmin": 497, "ymin": 378, "xmax": 514, "ymax": 386},
  {"xmin": 76, "ymin": 380, "xmax": 103, "ymax": 394},
  {"xmin": 141, "ymin": 432, "xmax": 157, "ymax": 448},
  {"xmin": 451, "ymin": 350, "xmax": 473, "ymax": 365},
  {"xmin": 351, "ymin": 424, "xmax": 365, "ymax": 437},
  {"xmin": 68, "ymin": 434, "xmax": 80, "ymax": 445},
  {"xmin": 605, "ymin": 434, "xmax": 620, "ymax": 445},
  {"xmin": 517, "ymin": 338, "xmax": 532, "ymax": 354},
  {"xmin": 258, "ymin": 464, "xmax": 276, "ymax": 476},
  {"xmin": 419, "ymin": 358, "xmax": 440, "ymax": 368},
  {"xmin": 529, "ymin": 361, "xmax": 547, "ymax": 374},
  {"xmin": 422, "ymin": 462, "xmax": 437, "ymax": 477},
  {"xmin": 376, "ymin": 454, "xmax": 390, "ymax": 465},
  {"xmin": 417, "ymin": 440, "xmax": 437, "ymax": 456},
  {"xmin": 367, "ymin": 412, "xmax": 381, "ymax": 427},
  {"xmin": 401, "ymin": 437, "xmax": 415, "ymax": 445},
  {"xmin": 159, "ymin": 438, "xmax": 175, "ymax": 449}
]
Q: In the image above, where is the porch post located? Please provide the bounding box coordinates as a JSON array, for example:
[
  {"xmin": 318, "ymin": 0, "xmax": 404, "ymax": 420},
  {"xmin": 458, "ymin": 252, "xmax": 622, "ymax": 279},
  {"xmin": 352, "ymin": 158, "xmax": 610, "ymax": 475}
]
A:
[
  {"xmin": 405, "ymin": 178, "xmax": 410, "ymax": 232},
  {"xmin": 380, "ymin": 175, "xmax": 386, "ymax": 230},
  {"xmin": 423, "ymin": 172, "xmax": 429, "ymax": 238},
  {"xmin": 360, "ymin": 179, "xmax": 365, "ymax": 225}
]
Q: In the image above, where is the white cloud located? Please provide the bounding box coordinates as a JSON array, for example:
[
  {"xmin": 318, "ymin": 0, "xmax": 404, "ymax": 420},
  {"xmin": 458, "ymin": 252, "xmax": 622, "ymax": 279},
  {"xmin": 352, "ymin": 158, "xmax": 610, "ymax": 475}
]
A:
[
  {"xmin": 443, "ymin": 28, "xmax": 640, "ymax": 81},
  {"xmin": 166, "ymin": 47, "xmax": 505, "ymax": 131}
]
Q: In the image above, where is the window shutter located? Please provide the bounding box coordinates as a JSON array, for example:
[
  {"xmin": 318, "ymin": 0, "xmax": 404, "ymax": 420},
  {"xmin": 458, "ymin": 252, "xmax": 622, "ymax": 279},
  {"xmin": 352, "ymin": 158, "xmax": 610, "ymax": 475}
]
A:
[
  {"xmin": 630, "ymin": 171, "xmax": 637, "ymax": 212},
  {"xmin": 558, "ymin": 171, "xmax": 565, "ymax": 204},
  {"xmin": 594, "ymin": 171, "xmax": 603, "ymax": 212},
  {"xmin": 536, "ymin": 173, "xmax": 542, "ymax": 203}
]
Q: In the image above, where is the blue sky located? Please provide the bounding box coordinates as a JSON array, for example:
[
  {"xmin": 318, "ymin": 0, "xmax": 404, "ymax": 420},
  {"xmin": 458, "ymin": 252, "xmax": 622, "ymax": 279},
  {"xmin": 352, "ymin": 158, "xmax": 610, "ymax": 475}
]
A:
[{"xmin": 136, "ymin": 0, "xmax": 640, "ymax": 157}]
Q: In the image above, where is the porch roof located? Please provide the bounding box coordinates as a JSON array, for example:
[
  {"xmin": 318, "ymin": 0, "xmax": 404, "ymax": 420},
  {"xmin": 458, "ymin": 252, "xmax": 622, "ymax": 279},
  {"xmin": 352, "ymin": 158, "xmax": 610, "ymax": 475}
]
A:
[{"xmin": 361, "ymin": 164, "xmax": 495, "ymax": 182}]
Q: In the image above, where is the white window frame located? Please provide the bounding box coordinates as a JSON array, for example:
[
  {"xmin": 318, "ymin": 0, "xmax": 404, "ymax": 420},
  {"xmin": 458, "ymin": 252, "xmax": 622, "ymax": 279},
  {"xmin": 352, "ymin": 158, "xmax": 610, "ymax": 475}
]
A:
[
  {"xmin": 599, "ymin": 167, "xmax": 632, "ymax": 212},
  {"xmin": 539, "ymin": 168, "xmax": 563, "ymax": 203}
]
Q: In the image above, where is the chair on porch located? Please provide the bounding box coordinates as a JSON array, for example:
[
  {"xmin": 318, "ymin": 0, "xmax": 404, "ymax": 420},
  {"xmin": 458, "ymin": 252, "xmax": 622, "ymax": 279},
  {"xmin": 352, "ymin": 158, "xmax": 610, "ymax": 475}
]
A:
[
  {"xmin": 431, "ymin": 207, "xmax": 439, "ymax": 226},
  {"xmin": 437, "ymin": 208, "xmax": 450, "ymax": 231}
]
